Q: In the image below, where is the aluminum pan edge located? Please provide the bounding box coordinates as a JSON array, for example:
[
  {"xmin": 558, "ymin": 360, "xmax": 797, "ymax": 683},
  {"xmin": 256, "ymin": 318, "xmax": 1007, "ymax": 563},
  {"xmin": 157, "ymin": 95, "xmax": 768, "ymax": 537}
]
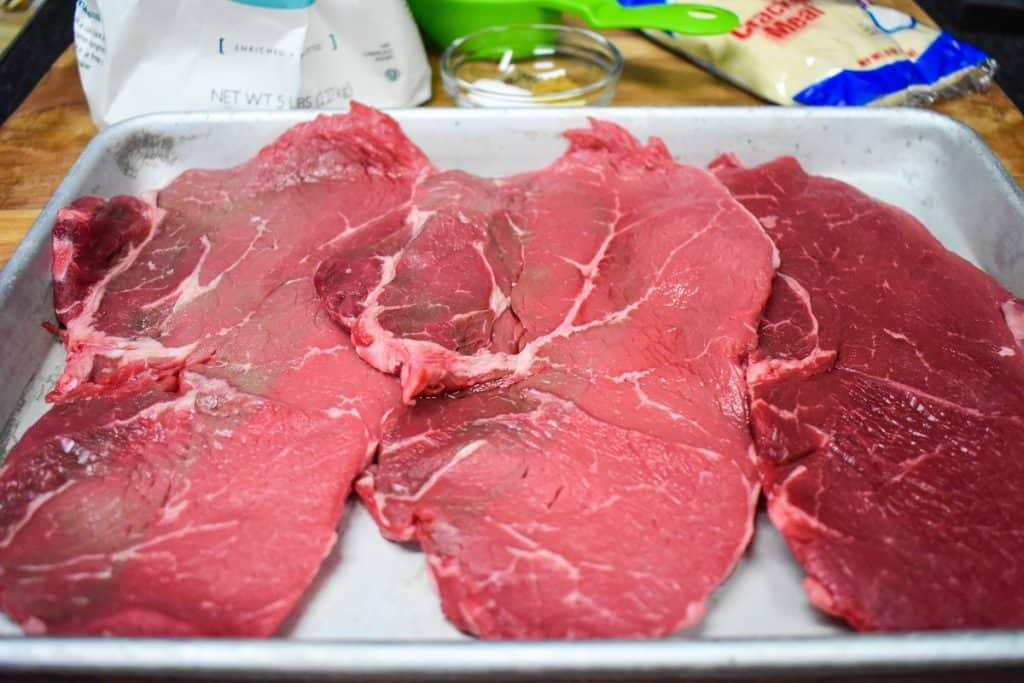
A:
[
  {"xmin": 3, "ymin": 105, "xmax": 1022, "ymax": 292},
  {"xmin": 4, "ymin": 105, "xmax": 1021, "ymax": 297},
  {"xmin": 0, "ymin": 633, "xmax": 1022, "ymax": 679}
]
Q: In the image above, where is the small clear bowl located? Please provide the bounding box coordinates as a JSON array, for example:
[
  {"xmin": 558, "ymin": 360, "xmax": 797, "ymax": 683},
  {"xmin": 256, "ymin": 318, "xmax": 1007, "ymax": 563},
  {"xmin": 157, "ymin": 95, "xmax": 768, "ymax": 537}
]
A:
[{"xmin": 441, "ymin": 24, "xmax": 623, "ymax": 108}]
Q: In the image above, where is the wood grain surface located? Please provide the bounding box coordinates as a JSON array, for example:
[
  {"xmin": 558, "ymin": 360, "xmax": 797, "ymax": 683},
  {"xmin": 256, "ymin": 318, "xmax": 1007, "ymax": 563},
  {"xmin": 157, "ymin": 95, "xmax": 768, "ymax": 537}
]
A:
[{"xmin": 0, "ymin": 3, "xmax": 1022, "ymax": 681}]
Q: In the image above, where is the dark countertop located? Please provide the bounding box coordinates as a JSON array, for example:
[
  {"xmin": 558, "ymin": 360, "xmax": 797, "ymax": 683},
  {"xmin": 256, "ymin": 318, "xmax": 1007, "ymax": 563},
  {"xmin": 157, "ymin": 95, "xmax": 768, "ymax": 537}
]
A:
[
  {"xmin": 917, "ymin": 0, "xmax": 1024, "ymax": 109},
  {"xmin": 0, "ymin": 0, "xmax": 73, "ymax": 123}
]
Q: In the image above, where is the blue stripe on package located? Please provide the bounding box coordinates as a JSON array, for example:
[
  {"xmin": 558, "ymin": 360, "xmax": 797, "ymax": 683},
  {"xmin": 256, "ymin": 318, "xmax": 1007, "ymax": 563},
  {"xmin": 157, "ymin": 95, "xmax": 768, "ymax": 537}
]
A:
[
  {"xmin": 794, "ymin": 30, "xmax": 991, "ymax": 106},
  {"xmin": 634, "ymin": 1, "xmax": 995, "ymax": 107}
]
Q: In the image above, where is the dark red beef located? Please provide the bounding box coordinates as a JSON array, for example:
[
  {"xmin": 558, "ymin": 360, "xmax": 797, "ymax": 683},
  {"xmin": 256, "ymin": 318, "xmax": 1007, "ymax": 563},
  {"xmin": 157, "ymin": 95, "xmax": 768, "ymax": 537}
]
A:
[{"xmin": 713, "ymin": 154, "xmax": 1024, "ymax": 631}]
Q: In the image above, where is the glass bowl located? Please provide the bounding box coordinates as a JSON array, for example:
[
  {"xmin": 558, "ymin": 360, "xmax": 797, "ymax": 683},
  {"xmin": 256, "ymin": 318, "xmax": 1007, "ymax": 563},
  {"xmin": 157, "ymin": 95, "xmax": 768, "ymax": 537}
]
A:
[{"xmin": 440, "ymin": 24, "xmax": 623, "ymax": 108}]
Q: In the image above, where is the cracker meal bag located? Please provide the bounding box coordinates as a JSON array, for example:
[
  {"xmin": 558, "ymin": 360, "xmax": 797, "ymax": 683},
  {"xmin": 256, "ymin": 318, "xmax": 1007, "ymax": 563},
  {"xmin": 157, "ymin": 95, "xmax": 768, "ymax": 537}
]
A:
[
  {"xmin": 74, "ymin": 0, "xmax": 432, "ymax": 127},
  {"xmin": 635, "ymin": 0, "xmax": 994, "ymax": 106}
]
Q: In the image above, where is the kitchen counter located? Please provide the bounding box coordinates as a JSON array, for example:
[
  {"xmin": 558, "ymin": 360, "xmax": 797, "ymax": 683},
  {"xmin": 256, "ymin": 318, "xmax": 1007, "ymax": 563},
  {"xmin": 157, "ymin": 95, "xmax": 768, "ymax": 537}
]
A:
[{"xmin": 1, "ymin": 0, "xmax": 1022, "ymax": 272}]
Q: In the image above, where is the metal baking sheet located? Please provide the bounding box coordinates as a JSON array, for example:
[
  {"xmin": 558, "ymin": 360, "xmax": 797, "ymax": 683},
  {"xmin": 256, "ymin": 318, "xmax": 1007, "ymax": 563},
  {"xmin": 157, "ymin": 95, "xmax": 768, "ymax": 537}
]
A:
[{"xmin": 0, "ymin": 107, "xmax": 1022, "ymax": 679}]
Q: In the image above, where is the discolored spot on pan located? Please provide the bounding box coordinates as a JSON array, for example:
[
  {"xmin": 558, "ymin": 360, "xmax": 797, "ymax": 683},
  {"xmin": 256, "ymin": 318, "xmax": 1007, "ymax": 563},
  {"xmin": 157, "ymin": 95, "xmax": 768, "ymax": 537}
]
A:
[{"xmin": 113, "ymin": 132, "xmax": 178, "ymax": 179}]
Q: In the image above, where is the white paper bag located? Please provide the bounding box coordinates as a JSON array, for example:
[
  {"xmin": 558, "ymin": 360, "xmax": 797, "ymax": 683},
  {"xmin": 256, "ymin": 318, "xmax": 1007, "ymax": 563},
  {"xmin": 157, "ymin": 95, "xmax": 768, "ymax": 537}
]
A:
[{"xmin": 74, "ymin": 0, "xmax": 432, "ymax": 127}]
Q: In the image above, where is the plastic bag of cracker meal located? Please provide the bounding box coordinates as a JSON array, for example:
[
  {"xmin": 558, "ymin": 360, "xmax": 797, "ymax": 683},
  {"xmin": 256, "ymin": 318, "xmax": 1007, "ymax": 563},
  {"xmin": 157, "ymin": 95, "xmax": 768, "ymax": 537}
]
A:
[
  {"xmin": 74, "ymin": 0, "xmax": 432, "ymax": 127},
  {"xmin": 633, "ymin": 0, "xmax": 995, "ymax": 106}
]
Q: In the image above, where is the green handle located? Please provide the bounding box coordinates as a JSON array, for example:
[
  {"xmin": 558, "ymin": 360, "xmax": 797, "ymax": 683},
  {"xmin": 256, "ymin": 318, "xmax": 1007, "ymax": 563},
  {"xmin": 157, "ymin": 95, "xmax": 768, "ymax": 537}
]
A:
[
  {"xmin": 444, "ymin": 0, "xmax": 740, "ymax": 36},
  {"xmin": 555, "ymin": 0, "xmax": 739, "ymax": 35}
]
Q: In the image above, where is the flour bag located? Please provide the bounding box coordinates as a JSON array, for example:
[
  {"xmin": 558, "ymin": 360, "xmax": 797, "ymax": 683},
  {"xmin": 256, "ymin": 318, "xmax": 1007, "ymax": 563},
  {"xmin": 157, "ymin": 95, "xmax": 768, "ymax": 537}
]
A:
[
  {"xmin": 74, "ymin": 0, "xmax": 432, "ymax": 127},
  {"xmin": 634, "ymin": 0, "xmax": 994, "ymax": 106}
]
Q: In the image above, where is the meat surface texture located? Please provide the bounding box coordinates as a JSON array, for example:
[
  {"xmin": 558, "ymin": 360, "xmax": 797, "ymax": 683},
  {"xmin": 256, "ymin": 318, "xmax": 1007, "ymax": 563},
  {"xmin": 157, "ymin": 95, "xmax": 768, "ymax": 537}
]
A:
[
  {"xmin": 317, "ymin": 122, "xmax": 777, "ymax": 638},
  {"xmin": 0, "ymin": 105, "xmax": 420, "ymax": 635},
  {"xmin": 712, "ymin": 154, "xmax": 1024, "ymax": 631}
]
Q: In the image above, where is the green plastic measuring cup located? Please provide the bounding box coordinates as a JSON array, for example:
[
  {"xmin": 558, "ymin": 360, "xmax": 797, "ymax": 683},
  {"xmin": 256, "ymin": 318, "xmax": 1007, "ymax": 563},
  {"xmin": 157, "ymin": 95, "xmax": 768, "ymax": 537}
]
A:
[{"xmin": 409, "ymin": 0, "xmax": 739, "ymax": 48}]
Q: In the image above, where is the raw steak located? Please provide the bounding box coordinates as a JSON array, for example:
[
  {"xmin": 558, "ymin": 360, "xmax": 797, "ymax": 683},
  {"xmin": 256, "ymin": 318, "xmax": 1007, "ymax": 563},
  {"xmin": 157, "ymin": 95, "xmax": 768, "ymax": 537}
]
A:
[
  {"xmin": 712, "ymin": 154, "xmax": 1024, "ymax": 631},
  {"xmin": 319, "ymin": 122, "xmax": 777, "ymax": 638},
  {"xmin": 0, "ymin": 106, "xmax": 418, "ymax": 635}
]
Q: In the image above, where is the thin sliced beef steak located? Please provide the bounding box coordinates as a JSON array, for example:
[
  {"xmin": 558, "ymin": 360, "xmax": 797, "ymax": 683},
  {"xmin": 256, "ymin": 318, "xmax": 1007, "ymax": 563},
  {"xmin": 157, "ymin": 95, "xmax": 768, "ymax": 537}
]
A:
[
  {"xmin": 0, "ymin": 105, "xmax": 419, "ymax": 635},
  {"xmin": 320, "ymin": 122, "xmax": 777, "ymax": 638},
  {"xmin": 712, "ymin": 155, "xmax": 1024, "ymax": 631}
]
